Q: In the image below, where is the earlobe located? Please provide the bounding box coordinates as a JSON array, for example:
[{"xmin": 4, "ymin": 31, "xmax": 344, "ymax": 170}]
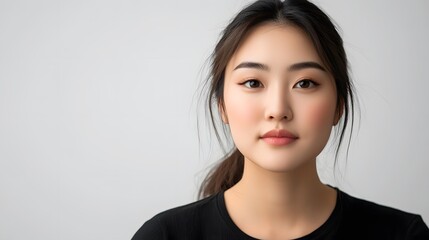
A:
[
  {"xmin": 218, "ymin": 103, "xmax": 229, "ymax": 124},
  {"xmin": 333, "ymin": 102, "xmax": 344, "ymax": 126},
  {"xmin": 222, "ymin": 117, "xmax": 229, "ymax": 124},
  {"xmin": 221, "ymin": 112, "xmax": 229, "ymax": 124}
]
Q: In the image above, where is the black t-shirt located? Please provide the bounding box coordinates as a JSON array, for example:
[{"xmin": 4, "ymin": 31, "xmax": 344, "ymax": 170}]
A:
[{"xmin": 132, "ymin": 189, "xmax": 429, "ymax": 239}]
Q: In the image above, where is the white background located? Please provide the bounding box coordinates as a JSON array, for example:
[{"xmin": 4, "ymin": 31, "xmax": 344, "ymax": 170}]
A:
[{"xmin": 1, "ymin": 0, "xmax": 428, "ymax": 239}]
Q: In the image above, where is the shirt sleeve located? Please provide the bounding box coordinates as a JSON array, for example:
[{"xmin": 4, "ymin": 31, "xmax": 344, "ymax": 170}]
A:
[
  {"xmin": 405, "ymin": 215, "xmax": 429, "ymax": 240},
  {"xmin": 131, "ymin": 217, "xmax": 167, "ymax": 240}
]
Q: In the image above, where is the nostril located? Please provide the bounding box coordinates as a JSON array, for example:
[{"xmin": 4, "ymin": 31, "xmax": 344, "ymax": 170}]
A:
[{"xmin": 268, "ymin": 115, "xmax": 288, "ymax": 120}]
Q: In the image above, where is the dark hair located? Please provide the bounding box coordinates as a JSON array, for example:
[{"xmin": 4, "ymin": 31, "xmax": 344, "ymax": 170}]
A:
[{"xmin": 199, "ymin": 0, "xmax": 356, "ymax": 198}]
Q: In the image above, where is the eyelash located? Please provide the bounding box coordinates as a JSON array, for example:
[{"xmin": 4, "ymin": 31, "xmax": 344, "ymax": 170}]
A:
[
  {"xmin": 239, "ymin": 79, "xmax": 319, "ymax": 89},
  {"xmin": 294, "ymin": 79, "xmax": 320, "ymax": 89},
  {"xmin": 239, "ymin": 79, "xmax": 263, "ymax": 88}
]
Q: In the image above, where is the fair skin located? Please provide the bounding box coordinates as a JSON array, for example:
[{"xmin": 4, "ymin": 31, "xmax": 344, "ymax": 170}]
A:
[{"xmin": 221, "ymin": 23, "xmax": 341, "ymax": 240}]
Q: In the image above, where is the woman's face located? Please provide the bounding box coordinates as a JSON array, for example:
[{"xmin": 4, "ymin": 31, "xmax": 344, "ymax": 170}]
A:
[{"xmin": 222, "ymin": 23, "xmax": 340, "ymax": 172}]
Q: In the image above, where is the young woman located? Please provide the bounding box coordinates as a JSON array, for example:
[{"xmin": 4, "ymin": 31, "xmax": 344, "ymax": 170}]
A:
[{"xmin": 132, "ymin": 0, "xmax": 429, "ymax": 239}]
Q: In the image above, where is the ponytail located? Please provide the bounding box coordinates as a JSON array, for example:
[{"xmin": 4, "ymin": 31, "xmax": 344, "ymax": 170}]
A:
[{"xmin": 199, "ymin": 149, "xmax": 244, "ymax": 198}]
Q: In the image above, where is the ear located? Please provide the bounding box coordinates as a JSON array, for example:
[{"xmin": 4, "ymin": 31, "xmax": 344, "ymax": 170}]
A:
[
  {"xmin": 333, "ymin": 101, "xmax": 344, "ymax": 126},
  {"xmin": 218, "ymin": 101, "xmax": 228, "ymax": 124}
]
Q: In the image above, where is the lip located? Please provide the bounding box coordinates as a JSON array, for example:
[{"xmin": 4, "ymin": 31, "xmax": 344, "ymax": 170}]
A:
[{"xmin": 260, "ymin": 129, "xmax": 298, "ymax": 146}]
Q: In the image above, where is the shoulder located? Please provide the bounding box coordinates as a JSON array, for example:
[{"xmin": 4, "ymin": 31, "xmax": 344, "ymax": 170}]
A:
[
  {"xmin": 340, "ymin": 190, "xmax": 416, "ymax": 221},
  {"xmin": 338, "ymin": 190, "xmax": 429, "ymax": 239},
  {"xmin": 131, "ymin": 194, "xmax": 219, "ymax": 240}
]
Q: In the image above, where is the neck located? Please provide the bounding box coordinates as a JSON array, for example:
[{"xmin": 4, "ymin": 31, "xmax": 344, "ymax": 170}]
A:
[
  {"xmin": 236, "ymin": 157, "xmax": 328, "ymax": 203},
  {"xmin": 224, "ymin": 158, "xmax": 336, "ymax": 239}
]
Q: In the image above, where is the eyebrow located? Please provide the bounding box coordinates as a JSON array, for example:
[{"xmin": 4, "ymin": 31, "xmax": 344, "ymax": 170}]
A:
[{"xmin": 233, "ymin": 61, "xmax": 327, "ymax": 72}]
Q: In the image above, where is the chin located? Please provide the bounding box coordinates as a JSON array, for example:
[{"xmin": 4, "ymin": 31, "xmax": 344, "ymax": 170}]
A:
[{"xmin": 247, "ymin": 156, "xmax": 313, "ymax": 174}]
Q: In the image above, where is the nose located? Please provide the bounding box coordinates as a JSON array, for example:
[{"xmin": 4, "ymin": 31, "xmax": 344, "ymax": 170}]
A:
[{"xmin": 264, "ymin": 87, "xmax": 293, "ymax": 121}]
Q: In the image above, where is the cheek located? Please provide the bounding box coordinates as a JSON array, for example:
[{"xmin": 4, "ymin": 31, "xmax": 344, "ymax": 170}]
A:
[
  {"xmin": 224, "ymin": 92, "xmax": 260, "ymax": 125},
  {"xmin": 223, "ymin": 93, "xmax": 263, "ymax": 148},
  {"xmin": 226, "ymin": 101, "xmax": 258, "ymax": 129},
  {"xmin": 302, "ymin": 99, "xmax": 336, "ymax": 129}
]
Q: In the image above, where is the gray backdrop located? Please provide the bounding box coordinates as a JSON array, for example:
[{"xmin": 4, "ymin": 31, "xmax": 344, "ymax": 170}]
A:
[{"xmin": 1, "ymin": 0, "xmax": 428, "ymax": 239}]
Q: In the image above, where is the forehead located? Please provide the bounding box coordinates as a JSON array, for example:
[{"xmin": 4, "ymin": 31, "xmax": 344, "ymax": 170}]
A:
[{"xmin": 227, "ymin": 23, "xmax": 323, "ymax": 70}]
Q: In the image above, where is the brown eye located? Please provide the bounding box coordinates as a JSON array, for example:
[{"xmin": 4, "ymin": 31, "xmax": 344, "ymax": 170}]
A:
[
  {"xmin": 294, "ymin": 79, "xmax": 318, "ymax": 89},
  {"xmin": 242, "ymin": 79, "xmax": 263, "ymax": 88}
]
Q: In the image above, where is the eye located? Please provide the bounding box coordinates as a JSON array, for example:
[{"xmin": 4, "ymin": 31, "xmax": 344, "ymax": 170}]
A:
[
  {"xmin": 293, "ymin": 79, "xmax": 319, "ymax": 89},
  {"xmin": 240, "ymin": 79, "xmax": 263, "ymax": 88}
]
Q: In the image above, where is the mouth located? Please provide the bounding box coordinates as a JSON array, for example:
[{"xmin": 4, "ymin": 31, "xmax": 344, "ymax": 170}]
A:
[{"xmin": 260, "ymin": 129, "xmax": 298, "ymax": 146}]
